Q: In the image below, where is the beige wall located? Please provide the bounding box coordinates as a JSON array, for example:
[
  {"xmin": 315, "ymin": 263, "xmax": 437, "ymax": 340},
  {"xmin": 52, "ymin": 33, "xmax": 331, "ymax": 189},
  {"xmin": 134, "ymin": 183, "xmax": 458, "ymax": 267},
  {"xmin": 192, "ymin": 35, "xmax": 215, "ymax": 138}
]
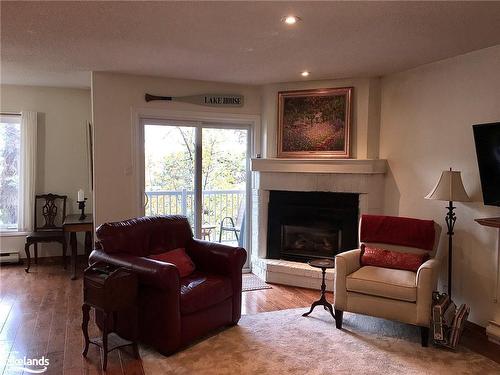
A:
[
  {"xmin": 380, "ymin": 45, "xmax": 500, "ymax": 326},
  {"xmin": 88, "ymin": 47, "xmax": 500, "ymax": 327},
  {"xmin": 92, "ymin": 72, "xmax": 261, "ymax": 226},
  {"xmin": 260, "ymin": 77, "xmax": 381, "ymax": 159},
  {"xmin": 0, "ymin": 85, "xmax": 92, "ymax": 257}
]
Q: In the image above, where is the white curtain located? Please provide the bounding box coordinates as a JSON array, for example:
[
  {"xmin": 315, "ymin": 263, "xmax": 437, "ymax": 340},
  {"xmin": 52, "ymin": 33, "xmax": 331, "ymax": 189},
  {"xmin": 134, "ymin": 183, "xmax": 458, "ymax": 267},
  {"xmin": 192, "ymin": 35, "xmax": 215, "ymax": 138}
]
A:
[{"xmin": 19, "ymin": 111, "xmax": 37, "ymax": 232}]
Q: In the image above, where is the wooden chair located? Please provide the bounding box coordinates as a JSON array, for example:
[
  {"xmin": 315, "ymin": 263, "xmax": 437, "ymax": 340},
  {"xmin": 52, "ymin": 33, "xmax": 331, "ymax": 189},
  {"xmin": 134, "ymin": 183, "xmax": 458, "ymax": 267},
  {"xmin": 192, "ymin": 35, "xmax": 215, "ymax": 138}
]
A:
[{"xmin": 25, "ymin": 193, "xmax": 67, "ymax": 272}]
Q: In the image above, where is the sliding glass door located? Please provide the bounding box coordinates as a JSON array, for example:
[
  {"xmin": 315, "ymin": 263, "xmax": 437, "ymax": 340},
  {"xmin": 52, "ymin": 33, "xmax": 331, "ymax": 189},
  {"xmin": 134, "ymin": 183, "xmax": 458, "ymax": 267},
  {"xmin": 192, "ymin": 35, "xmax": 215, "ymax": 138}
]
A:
[
  {"xmin": 142, "ymin": 119, "xmax": 250, "ymax": 255},
  {"xmin": 144, "ymin": 124, "xmax": 196, "ymax": 224},
  {"xmin": 201, "ymin": 128, "xmax": 248, "ymax": 247}
]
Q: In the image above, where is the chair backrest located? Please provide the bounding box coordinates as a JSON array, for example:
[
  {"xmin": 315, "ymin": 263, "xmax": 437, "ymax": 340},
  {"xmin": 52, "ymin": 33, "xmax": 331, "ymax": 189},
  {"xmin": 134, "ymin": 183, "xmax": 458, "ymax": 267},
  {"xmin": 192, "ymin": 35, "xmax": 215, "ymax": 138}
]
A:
[
  {"xmin": 96, "ymin": 215, "xmax": 193, "ymax": 257},
  {"xmin": 359, "ymin": 214, "xmax": 441, "ymax": 258},
  {"xmin": 34, "ymin": 194, "xmax": 67, "ymax": 231}
]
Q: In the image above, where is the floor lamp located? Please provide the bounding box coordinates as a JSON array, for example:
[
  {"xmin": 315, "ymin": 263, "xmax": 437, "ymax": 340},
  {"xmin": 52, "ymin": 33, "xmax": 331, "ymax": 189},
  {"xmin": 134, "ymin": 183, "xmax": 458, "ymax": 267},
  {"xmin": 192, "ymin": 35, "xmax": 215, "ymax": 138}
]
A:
[{"xmin": 425, "ymin": 168, "xmax": 470, "ymax": 299}]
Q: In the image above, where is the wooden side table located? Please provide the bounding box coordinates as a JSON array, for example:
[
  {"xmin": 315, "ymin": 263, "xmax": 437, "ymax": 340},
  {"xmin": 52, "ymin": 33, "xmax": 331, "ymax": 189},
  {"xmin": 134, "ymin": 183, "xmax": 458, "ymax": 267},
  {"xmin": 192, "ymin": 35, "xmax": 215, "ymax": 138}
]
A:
[
  {"xmin": 302, "ymin": 258, "xmax": 335, "ymax": 319},
  {"xmin": 82, "ymin": 265, "xmax": 139, "ymax": 371},
  {"xmin": 475, "ymin": 217, "xmax": 500, "ymax": 344},
  {"xmin": 63, "ymin": 213, "xmax": 93, "ymax": 280},
  {"xmin": 202, "ymin": 225, "xmax": 216, "ymax": 241}
]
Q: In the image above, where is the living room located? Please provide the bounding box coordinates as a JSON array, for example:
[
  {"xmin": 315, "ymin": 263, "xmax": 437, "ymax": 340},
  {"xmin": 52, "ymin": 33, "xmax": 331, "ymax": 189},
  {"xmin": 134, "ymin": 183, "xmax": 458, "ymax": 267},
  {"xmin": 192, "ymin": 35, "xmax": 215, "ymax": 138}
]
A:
[{"xmin": 1, "ymin": 1, "xmax": 500, "ymax": 374}]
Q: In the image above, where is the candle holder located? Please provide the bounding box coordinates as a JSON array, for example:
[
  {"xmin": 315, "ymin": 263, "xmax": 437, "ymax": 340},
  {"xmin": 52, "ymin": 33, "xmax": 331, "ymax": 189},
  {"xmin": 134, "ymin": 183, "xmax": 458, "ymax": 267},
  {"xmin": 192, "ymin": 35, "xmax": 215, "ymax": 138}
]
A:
[{"xmin": 78, "ymin": 198, "xmax": 88, "ymax": 220}]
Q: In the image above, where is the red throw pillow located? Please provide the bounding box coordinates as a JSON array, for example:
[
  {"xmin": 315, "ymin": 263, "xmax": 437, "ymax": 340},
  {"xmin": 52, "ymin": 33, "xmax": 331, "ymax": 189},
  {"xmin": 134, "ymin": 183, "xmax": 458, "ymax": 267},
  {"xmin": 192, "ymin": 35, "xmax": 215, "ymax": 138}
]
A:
[
  {"xmin": 360, "ymin": 244, "xmax": 429, "ymax": 272},
  {"xmin": 148, "ymin": 248, "xmax": 195, "ymax": 277}
]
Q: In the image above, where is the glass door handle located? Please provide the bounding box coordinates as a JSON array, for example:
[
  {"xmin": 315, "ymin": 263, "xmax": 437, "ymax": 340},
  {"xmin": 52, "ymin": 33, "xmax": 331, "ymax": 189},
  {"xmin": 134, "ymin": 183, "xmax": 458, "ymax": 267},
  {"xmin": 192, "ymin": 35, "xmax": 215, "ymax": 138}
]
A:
[{"xmin": 144, "ymin": 192, "xmax": 149, "ymax": 207}]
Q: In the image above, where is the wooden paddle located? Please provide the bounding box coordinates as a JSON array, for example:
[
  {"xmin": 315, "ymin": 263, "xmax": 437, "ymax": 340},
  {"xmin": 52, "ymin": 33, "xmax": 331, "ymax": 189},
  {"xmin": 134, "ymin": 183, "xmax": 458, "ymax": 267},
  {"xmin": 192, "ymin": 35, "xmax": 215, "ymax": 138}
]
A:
[{"xmin": 145, "ymin": 93, "xmax": 244, "ymax": 107}]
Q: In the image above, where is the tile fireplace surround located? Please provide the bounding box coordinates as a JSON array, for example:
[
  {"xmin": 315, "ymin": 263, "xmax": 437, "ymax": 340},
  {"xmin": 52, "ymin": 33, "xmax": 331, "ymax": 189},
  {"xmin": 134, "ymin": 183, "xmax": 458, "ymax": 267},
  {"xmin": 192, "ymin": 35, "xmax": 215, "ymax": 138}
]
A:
[{"xmin": 250, "ymin": 158, "xmax": 388, "ymax": 291}]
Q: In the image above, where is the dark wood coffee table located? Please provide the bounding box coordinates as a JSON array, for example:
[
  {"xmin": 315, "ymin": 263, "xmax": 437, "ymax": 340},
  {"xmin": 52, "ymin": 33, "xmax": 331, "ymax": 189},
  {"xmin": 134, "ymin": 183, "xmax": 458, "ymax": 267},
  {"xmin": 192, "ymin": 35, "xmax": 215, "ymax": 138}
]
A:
[{"xmin": 302, "ymin": 258, "xmax": 335, "ymax": 319}]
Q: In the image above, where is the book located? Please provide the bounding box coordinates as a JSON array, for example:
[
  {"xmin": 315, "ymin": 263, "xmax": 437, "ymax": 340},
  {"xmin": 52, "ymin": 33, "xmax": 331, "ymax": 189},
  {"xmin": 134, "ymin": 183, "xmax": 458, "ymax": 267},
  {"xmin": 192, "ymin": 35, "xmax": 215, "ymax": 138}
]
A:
[
  {"xmin": 432, "ymin": 292, "xmax": 450, "ymax": 342},
  {"xmin": 443, "ymin": 301, "xmax": 457, "ymax": 327},
  {"xmin": 448, "ymin": 304, "xmax": 462, "ymax": 347},
  {"xmin": 449, "ymin": 304, "xmax": 470, "ymax": 348}
]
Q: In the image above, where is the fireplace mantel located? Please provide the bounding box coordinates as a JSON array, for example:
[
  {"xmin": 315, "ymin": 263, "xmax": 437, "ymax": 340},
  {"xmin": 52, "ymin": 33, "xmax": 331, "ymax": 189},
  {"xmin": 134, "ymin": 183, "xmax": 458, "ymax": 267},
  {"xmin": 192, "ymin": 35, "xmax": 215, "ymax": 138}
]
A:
[
  {"xmin": 251, "ymin": 158, "xmax": 387, "ymax": 174},
  {"xmin": 251, "ymin": 158, "xmax": 386, "ymax": 289}
]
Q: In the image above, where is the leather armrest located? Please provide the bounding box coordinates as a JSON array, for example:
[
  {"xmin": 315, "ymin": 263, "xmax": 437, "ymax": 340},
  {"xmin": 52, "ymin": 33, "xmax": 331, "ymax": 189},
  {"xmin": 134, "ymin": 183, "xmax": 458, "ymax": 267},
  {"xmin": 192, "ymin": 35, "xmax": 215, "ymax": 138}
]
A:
[
  {"xmin": 334, "ymin": 249, "xmax": 362, "ymax": 310},
  {"xmin": 186, "ymin": 239, "xmax": 247, "ymax": 324},
  {"xmin": 186, "ymin": 239, "xmax": 247, "ymax": 276},
  {"xmin": 89, "ymin": 250, "xmax": 180, "ymax": 292},
  {"xmin": 416, "ymin": 258, "xmax": 440, "ymax": 326}
]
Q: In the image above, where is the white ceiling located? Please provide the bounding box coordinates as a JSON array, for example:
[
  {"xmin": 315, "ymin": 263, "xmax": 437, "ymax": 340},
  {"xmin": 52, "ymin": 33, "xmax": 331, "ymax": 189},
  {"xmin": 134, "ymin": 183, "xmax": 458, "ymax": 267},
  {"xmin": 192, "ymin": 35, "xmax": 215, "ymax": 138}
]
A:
[{"xmin": 2, "ymin": 1, "xmax": 500, "ymax": 88}]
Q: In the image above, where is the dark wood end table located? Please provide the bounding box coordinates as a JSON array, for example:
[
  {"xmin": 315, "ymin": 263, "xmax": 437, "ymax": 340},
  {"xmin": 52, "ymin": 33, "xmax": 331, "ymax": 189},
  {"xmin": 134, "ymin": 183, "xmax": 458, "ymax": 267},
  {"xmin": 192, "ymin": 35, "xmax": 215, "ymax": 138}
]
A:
[
  {"xmin": 302, "ymin": 258, "xmax": 335, "ymax": 319},
  {"xmin": 63, "ymin": 214, "xmax": 93, "ymax": 280},
  {"xmin": 82, "ymin": 265, "xmax": 139, "ymax": 371}
]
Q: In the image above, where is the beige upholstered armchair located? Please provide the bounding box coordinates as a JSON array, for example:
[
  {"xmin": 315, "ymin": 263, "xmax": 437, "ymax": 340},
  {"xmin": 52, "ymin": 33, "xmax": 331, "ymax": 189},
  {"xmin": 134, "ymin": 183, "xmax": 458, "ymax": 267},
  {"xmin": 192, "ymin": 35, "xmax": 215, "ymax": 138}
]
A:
[{"xmin": 334, "ymin": 215, "xmax": 441, "ymax": 346}]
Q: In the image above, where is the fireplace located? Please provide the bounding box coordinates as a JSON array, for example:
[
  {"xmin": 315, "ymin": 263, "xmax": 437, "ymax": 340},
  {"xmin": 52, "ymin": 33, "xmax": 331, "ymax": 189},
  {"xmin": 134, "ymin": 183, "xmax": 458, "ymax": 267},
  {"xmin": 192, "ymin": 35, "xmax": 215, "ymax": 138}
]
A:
[{"xmin": 267, "ymin": 191, "xmax": 359, "ymax": 263}]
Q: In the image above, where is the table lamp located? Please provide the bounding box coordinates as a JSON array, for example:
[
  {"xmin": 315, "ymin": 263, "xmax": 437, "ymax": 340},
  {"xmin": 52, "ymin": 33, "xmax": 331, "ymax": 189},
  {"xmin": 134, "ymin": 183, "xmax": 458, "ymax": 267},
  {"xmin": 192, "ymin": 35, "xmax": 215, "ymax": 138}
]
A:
[{"xmin": 425, "ymin": 168, "xmax": 470, "ymax": 298}]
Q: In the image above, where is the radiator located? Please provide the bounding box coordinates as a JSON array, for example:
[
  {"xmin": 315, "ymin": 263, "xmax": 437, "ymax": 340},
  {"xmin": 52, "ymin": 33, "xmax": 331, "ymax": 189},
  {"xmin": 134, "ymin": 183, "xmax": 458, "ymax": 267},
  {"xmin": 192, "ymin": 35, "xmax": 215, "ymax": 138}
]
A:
[{"xmin": 0, "ymin": 250, "xmax": 20, "ymax": 264}]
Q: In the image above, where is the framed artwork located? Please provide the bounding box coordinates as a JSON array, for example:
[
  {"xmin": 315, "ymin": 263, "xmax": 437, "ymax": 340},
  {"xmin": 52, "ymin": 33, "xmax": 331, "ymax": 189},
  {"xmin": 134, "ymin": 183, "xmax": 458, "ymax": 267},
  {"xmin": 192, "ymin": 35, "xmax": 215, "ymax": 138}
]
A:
[{"xmin": 277, "ymin": 87, "xmax": 352, "ymax": 158}]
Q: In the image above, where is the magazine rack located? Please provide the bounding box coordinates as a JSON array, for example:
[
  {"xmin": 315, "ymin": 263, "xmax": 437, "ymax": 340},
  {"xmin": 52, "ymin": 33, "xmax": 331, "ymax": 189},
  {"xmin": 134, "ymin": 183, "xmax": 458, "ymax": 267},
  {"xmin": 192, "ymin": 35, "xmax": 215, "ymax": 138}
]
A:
[{"xmin": 432, "ymin": 291, "xmax": 470, "ymax": 350}]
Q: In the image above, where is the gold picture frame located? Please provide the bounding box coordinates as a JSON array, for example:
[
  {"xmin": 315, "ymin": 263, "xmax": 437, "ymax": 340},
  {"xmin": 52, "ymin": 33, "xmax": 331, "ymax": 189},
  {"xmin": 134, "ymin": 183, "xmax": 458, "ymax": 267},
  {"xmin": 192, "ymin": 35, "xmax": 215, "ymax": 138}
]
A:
[{"xmin": 277, "ymin": 87, "xmax": 352, "ymax": 158}]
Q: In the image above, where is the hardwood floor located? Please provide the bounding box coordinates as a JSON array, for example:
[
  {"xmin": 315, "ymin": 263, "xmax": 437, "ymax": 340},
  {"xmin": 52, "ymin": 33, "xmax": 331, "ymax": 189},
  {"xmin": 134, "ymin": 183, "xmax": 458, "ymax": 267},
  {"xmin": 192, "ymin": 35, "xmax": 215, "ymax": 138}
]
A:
[{"xmin": 0, "ymin": 259, "xmax": 498, "ymax": 375}]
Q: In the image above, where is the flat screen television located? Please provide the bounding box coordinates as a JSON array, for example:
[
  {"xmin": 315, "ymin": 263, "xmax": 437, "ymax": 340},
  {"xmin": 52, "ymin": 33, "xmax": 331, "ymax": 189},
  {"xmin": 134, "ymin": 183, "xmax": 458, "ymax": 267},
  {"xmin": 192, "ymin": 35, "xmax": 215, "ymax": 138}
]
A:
[{"xmin": 473, "ymin": 122, "xmax": 500, "ymax": 206}]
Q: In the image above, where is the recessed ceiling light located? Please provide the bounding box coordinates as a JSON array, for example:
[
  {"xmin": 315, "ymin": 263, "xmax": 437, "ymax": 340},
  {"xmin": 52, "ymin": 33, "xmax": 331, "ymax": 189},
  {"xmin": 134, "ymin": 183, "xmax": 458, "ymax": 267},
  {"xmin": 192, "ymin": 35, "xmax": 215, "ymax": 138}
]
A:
[
  {"xmin": 301, "ymin": 71, "xmax": 310, "ymax": 77},
  {"xmin": 282, "ymin": 15, "xmax": 301, "ymax": 25}
]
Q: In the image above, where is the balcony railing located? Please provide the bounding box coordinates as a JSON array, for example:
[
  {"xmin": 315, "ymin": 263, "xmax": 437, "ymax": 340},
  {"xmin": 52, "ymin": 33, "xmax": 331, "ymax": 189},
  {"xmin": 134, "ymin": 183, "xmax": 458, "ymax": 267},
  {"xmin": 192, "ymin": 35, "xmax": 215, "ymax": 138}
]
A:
[{"xmin": 145, "ymin": 189, "xmax": 245, "ymax": 242}]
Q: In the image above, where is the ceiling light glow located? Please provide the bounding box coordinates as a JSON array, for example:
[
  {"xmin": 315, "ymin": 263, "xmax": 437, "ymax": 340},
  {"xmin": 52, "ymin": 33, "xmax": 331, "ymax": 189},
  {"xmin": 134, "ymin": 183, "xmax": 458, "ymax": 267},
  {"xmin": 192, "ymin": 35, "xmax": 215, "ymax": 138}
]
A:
[
  {"xmin": 301, "ymin": 71, "xmax": 310, "ymax": 77},
  {"xmin": 282, "ymin": 15, "xmax": 301, "ymax": 25}
]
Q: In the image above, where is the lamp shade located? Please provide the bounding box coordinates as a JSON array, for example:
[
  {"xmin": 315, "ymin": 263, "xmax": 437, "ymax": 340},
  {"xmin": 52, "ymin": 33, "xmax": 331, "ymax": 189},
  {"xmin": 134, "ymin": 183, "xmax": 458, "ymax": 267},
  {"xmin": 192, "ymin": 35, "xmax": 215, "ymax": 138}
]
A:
[{"xmin": 425, "ymin": 170, "xmax": 470, "ymax": 202}]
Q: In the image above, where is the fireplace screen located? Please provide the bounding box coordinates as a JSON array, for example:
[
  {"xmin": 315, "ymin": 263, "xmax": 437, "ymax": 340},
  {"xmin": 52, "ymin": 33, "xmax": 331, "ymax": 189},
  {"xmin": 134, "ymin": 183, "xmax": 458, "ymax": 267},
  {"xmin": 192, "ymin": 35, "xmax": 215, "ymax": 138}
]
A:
[
  {"xmin": 282, "ymin": 225, "xmax": 341, "ymax": 259},
  {"xmin": 266, "ymin": 191, "xmax": 359, "ymax": 263}
]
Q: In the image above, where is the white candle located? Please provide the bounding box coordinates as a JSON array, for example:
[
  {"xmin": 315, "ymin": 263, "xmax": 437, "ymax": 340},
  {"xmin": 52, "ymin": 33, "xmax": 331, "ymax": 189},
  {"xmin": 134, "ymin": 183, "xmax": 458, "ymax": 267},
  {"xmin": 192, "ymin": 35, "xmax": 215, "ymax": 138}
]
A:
[{"xmin": 77, "ymin": 189, "xmax": 84, "ymax": 202}]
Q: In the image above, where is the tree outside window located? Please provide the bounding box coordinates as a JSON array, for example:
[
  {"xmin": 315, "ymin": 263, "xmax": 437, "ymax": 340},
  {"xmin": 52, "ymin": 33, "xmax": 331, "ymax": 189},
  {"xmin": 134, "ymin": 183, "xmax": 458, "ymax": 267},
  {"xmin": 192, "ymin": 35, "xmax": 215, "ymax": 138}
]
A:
[{"xmin": 0, "ymin": 115, "xmax": 21, "ymax": 229}]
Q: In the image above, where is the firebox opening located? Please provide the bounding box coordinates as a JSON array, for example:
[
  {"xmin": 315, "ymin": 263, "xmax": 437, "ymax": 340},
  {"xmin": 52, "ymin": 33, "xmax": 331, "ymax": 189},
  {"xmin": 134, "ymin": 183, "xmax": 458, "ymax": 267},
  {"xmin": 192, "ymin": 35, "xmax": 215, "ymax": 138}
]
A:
[{"xmin": 267, "ymin": 191, "xmax": 359, "ymax": 263}]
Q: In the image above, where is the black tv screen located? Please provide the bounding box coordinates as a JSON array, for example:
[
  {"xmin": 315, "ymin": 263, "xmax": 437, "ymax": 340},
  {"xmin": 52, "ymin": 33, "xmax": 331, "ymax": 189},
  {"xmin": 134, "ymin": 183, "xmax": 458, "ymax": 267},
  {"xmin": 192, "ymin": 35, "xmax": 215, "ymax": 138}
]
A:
[{"xmin": 473, "ymin": 122, "xmax": 500, "ymax": 206}]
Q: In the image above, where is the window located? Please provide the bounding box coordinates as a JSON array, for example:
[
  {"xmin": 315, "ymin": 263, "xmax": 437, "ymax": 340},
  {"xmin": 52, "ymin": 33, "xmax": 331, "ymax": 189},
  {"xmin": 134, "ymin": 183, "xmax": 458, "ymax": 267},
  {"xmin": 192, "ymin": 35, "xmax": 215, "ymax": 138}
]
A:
[
  {"xmin": 0, "ymin": 111, "xmax": 36, "ymax": 232},
  {"xmin": 0, "ymin": 114, "xmax": 21, "ymax": 230}
]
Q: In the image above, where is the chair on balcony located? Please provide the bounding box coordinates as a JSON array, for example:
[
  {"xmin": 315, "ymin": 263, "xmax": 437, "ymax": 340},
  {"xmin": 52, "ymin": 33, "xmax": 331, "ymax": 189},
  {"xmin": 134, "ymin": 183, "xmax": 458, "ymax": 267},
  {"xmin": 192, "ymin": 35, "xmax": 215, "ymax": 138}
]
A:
[
  {"xmin": 25, "ymin": 193, "xmax": 68, "ymax": 272},
  {"xmin": 219, "ymin": 202, "xmax": 245, "ymax": 247}
]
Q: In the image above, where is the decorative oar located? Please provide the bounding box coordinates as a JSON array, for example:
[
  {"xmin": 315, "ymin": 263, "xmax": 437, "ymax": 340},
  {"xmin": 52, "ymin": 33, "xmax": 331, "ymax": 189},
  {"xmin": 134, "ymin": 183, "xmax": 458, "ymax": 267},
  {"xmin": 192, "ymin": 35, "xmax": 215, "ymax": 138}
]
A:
[{"xmin": 145, "ymin": 93, "xmax": 244, "ymax": 107}]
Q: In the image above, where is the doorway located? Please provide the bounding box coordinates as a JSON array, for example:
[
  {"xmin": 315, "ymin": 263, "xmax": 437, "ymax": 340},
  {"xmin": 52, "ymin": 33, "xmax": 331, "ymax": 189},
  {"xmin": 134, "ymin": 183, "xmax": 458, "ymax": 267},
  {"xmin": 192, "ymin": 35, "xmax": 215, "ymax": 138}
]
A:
[{"xmin": 139, "ymin": 118, "xmax": 251, "ymax": 267}]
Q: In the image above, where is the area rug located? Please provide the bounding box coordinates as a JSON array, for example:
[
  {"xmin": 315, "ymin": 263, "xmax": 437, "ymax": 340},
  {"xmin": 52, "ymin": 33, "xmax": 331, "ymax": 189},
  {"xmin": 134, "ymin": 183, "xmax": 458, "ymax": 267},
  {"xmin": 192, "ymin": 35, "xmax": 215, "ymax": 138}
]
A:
[
  {"xmin": 242, "ymin": 273, "xmax": 272, "ymax": 292},
  {"xmin": 140, "ymin": 308, "xmax": 500, "ymax": 374}
]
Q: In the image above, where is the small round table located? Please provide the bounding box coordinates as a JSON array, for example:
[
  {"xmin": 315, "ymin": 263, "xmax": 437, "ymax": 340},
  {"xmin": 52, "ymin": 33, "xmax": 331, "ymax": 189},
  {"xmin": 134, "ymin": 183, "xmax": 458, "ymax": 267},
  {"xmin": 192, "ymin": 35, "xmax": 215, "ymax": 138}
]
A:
[{"xmin": 302, "ymin": 258, "xmax": 335, "ymax": 319}]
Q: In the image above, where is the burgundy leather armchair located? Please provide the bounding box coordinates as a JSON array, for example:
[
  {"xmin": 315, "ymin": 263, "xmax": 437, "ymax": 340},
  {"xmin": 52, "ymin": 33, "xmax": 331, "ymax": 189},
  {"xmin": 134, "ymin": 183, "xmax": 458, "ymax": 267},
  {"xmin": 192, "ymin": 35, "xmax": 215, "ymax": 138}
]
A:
[{"xmin": 88, "ymin": 215, "xmax": 247, "ymax": 355}]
